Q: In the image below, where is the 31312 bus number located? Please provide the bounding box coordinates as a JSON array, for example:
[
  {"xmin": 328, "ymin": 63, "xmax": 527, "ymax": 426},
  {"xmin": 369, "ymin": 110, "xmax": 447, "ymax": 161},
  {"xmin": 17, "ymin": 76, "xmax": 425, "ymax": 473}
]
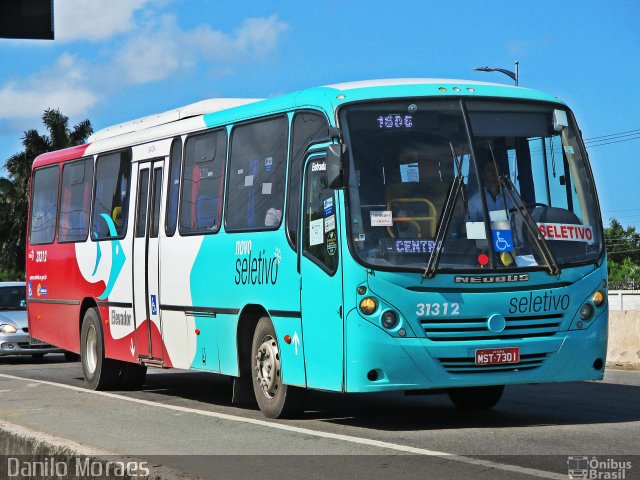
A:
[{"xmin": 416, "ymin": 302, "xmax": 460, "ymax": 316}]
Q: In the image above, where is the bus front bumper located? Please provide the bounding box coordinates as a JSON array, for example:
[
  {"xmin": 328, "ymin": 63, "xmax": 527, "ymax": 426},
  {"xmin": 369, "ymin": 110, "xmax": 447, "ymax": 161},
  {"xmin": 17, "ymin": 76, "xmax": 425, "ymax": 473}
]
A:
[{"xmin": 344, "ymin": 308, "xmax": 608, "ymax": 393}]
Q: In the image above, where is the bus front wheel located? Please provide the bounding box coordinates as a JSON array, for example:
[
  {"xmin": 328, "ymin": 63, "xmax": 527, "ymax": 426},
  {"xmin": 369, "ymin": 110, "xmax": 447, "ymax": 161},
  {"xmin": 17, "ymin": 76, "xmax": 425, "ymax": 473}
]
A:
[
  {"xmin": 447, "ymin": 385, "xmax": 505, "ymax": 410},
  {"xmin": 80, "ymin": 307, "xmax": 121, "ymax": 390},
  {"xmin": 251, "ymin": 317, "xmax": 305, "ymax": 418}
]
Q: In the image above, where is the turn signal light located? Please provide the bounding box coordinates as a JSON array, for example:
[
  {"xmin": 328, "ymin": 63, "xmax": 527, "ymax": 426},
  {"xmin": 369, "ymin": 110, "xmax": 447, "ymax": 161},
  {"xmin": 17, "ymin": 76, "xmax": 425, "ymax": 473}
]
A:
[
  {"xmin": 359, "ymin": 297, "xmax": 377, "ymax": 315},
  {"xmin": 592, "ymin": 290, "xmax": 605, "ymax": 307}
]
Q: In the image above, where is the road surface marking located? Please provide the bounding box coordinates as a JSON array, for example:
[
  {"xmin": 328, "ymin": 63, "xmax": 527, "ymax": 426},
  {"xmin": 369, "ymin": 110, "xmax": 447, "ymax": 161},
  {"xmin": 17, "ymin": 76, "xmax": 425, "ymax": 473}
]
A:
[{"xmin": 0, "ymin": 372, "xmax": 565, "ymax": 479}]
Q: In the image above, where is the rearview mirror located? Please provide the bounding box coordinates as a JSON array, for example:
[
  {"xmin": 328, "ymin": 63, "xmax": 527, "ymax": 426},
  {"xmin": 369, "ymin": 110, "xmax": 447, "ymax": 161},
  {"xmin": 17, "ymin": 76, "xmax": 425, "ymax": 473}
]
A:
[
  {"xmin": 553, "ymin": 109, "xmax": 568, "ymax": 131},
  {"xmin": 326, "ymin": 144, "xmax": 347, "ymax": 189}
]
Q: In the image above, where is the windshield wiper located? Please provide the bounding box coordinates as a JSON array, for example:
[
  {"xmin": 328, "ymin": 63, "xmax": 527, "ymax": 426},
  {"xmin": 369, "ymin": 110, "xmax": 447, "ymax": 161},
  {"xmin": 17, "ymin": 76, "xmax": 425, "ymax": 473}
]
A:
[
  {"xmin": 498, "ymin": 178, "xmax": 560, "ymax": 275},
  {"xmin": 486, "ymin": 144, "xmax": 560, "ymax": 276},
  {"xmin": 423, "ymin": 143, "xmax": 467, "ymax": 279}
]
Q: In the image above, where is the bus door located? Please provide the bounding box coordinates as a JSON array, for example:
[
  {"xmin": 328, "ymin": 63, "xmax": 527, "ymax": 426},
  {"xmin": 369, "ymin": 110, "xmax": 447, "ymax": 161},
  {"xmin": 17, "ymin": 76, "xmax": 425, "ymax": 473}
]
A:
[
  {"xmin": 299, "ymin": 154, "xmax": 344, "ymax": 391},
  {"xmin": 133, "ymin": 159, "xmax": 165, "ymax": 360}
]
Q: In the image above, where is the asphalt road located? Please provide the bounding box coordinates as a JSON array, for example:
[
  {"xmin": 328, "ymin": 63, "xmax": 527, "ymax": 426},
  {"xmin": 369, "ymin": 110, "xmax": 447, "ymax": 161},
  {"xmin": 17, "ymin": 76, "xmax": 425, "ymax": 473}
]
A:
[{"xmin": 0, "ymin": 354, "xmax": 638, "ymax": 479}]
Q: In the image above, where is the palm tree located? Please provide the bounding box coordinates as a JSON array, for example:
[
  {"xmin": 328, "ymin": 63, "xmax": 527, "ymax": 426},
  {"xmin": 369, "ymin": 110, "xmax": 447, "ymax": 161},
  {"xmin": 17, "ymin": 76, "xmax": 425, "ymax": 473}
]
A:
[{"xmin": 0, "ymin": 109, "xmax": 92, "ymax": 278}]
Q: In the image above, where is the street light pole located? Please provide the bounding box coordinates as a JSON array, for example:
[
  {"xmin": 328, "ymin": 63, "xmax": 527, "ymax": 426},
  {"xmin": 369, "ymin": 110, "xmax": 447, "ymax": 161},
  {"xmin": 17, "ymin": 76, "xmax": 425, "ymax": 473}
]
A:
[{"xmin": 473, "ymin": 60, "xmax": 519, "ymax": 86}]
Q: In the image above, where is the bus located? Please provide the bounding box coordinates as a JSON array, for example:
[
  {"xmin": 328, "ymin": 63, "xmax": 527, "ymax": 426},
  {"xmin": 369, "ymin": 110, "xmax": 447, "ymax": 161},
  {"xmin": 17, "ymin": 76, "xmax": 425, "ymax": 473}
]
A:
[{"xmin": 26, "ymin": 79, "xmax": 608, "ymax": 418}]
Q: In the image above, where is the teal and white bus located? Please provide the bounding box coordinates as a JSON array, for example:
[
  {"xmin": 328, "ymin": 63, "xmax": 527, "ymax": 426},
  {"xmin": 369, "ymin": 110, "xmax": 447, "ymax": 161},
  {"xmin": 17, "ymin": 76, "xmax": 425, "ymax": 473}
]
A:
[{"xmin": 27, "ymin": 79, "xmax": 607, "ymax": 418}]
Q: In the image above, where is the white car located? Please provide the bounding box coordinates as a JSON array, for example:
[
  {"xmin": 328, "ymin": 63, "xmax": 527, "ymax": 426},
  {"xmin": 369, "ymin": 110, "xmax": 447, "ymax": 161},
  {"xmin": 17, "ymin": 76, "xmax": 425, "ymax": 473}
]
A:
[{"xmin": 0, "ymin": 281, "xmax": 63, "ymax": 358}]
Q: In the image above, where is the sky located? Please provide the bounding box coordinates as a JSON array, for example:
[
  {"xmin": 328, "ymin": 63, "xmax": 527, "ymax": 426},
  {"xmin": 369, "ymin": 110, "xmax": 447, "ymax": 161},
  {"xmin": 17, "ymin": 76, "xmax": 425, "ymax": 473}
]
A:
[{"xmin": 0, "ymin": 0, "xmax": 639, "ymax": 228}]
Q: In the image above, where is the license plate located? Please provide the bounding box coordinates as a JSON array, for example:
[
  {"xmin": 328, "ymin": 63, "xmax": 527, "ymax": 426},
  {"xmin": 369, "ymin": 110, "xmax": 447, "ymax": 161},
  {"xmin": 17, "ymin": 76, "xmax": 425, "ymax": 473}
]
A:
[
  {"xmin": 475, "ymin": 347, "xmax": 520, "ymax": 365},
  {"xmin": 30, "ymin": 338, "xmax": 46, "ymax": 346}
]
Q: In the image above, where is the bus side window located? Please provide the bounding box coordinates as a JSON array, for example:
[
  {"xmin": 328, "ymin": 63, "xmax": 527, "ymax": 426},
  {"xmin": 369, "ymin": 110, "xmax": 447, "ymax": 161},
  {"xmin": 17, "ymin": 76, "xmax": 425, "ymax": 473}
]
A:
[
  {"xmin": 179, "ymin": 130, "xmax": 226, "ymax": 235},
  {"xmin": 135, "ymin": 169, "xmax": 150, "ymax": 238},
  {"xmin": 287, "ymin": 112, "xmax": 329, "ymax": 249},
  {"xmin": 92, "ymin": 150, "xmax": 131, "ymax": 240},
  {"xmin": 302, "ymin": 159, "xmax": 338, "ymax": 274},
  {"xmin": 150, "ymin": 167, "xmax": 163, "ymax": 238},
  {"xmin": 165, "ymin": 138, "xmax": 182, "ymax": 236},
  {"xmin": 29, "ymin": 165, "xmax": 60, "ymax": 245},
  {"xmin": 58, "ymin": 158, "xmax": 93, "ymax": 243},
  {"xmin": 225, "ymin": 116, "xmax": 288, "ymax": 232}
]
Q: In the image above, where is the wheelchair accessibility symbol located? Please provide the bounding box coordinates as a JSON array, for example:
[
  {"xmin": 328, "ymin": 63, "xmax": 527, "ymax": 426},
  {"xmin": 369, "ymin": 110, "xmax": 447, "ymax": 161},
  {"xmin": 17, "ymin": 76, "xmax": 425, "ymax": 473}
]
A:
[{"xmin": 491, "ymin": 229, "xmax": 513, "ymax": 252}]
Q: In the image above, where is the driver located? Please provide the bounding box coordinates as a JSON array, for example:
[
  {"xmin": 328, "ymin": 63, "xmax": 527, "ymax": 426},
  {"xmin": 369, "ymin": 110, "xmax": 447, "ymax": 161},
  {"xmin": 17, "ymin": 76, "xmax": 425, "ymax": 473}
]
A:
[{"xmin": 469, "ymin": 157, "xmax": 513, "ymax": 221}]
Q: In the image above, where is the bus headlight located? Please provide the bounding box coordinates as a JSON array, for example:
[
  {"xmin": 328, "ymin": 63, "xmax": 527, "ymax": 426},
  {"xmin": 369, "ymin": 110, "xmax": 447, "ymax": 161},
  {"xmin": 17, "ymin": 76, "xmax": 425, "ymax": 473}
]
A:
[
  {"xmin": 1, "ymin": 324, "xmax": 17, "ymax": 334},
  {"xmin": 359, "ymin": 297, "xmax": 377, "ymax": 315},
  {"xmin": 592, "ymin": 290, "xmax": 605, "ymax": 307},
  {"xmin": 579, "ymin": 303, "xmax": 594, "ymax": 320},
  {"xmin": 381, "ymin": 310, "xmax": 398, "ymax": 329}
]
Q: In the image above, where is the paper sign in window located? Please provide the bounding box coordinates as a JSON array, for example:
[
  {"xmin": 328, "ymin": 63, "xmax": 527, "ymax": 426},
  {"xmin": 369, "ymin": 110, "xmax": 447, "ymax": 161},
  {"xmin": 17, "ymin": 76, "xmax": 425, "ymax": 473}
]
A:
[
  {"xmin": 370, "ymin": 211, "xmax": 393, "ymax": 227},
  {"xmin": 244, "ymin": 175, "xmax": 254, "ymax": 187},
  {"xmin": 400, "ymin": 163, "xmax": 419, "ymax": 183},
  {"xmin": 324, "ymin": 214, "xmax": 335, "ymax": 233},
  {"xmin": 466, "ymin": 222, "xmax": 486, "ymax": 239},
  {"xmin": 262, "ymin": 183, "xmax": 272, "ymax": 195},
  {"xmin": 309, "ymin": 219, "xmax": 324, "ymax": 246}
]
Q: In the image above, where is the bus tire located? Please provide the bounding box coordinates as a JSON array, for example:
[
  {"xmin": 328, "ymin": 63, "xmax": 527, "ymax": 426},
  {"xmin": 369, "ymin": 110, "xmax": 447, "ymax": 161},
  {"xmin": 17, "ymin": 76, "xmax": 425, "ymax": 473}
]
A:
[
  {"xmin": 447, "ymin": 385, "xmax": 505, "ymax": 410},
  {"xmin": 119, "ymin": 363, "xmax": 147, "ymax": 390},
  {"xmin": 251, "ymin": 316, "xmax": 305, "ymax": 419},
  {"xmin": 80, "ymin": 308, "xmax": 121, "ymax": 390}
]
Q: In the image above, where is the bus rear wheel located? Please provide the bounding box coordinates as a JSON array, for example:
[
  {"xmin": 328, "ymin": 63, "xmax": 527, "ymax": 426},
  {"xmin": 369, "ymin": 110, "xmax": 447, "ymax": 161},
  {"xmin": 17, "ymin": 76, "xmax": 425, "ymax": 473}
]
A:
[
  {"xmin": 80, "ymin": 307, "xmax": 121, "ymax": 390},
  {"xmin": 251, "ymin": 317, "xmax": 305, "ymax": 419},
  {"xmin": 447, "ymin": 385, "xmax": 505, "ymax": 410}
]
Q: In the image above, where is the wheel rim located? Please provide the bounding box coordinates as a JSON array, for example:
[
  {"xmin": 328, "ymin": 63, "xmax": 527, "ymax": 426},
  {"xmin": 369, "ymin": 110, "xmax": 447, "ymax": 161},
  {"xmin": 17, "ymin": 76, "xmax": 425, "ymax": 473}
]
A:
[
  {"xmin": 85, "ymin": 325, "xmax": 98, "ymax": 375},
  {"xmin": 255, "ymin": 334, "xmax": 281, "ymax": 399}
]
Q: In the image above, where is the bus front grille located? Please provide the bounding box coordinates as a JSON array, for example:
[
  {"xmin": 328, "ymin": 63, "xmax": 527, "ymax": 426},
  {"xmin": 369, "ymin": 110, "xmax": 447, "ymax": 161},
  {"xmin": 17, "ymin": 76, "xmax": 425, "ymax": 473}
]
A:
[
  {"xmin": 421, "ymin": 313, "xmax": 564, "ymax": 341},
  {"xmin": 437, "ymin": 353, "xmax": 550, "ymax": 374}
]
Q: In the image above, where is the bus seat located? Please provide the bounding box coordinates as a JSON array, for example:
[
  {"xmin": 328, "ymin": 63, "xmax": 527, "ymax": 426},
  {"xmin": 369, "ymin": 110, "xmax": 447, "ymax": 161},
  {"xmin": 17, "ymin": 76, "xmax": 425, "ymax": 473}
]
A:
[
  {"xmin": 196, "ymin": 194, "xmax": 217, "ymax": 230},
  {"xmin": 111, "ymin": 206, "xmax": 122, "ymax": 229},
  {"xmin": 385, "ymin": 197, "xmax": 437, "ymax": 239}
]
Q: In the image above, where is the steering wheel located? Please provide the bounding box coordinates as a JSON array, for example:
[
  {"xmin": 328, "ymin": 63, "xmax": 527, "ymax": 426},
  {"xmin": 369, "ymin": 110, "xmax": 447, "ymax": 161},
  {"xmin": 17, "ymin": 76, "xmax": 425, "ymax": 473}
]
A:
[{"xmin": 508, "ymin": 202, "xmax": 547, "ymax": 213}]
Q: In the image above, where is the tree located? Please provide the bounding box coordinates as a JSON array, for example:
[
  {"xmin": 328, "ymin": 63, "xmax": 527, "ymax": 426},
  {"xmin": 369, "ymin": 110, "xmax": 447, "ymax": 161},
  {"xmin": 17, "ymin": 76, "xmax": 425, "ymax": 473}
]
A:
[
  {"xmin": 0, "ymin": 109, "xmax": 92, "ymax": 279},
  {"xmin": 605, "ymin": 218, "xmax": 640, "ymax": 289}
]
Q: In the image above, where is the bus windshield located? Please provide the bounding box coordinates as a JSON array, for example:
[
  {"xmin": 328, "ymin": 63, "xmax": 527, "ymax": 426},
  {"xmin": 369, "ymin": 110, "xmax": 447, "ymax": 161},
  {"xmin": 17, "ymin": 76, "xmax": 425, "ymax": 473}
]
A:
[{"xmin": 341, "ymin": 99, "xmax": 602, "ymax": 272}]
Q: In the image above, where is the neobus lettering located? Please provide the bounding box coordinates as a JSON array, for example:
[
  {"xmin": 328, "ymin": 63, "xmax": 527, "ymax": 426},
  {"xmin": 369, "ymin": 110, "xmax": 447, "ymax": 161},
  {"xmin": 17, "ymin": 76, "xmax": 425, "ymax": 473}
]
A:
[
  {"xmin": 508, "ymin": 291, "xmax": 570, "ymax": 314},
  {"xmin": 455, "ymin": 274, "xmax": 529, "ymax": 284},
  {"xmin": 235, "ymin": 249, "xmax": 279, "ymax": 285}
]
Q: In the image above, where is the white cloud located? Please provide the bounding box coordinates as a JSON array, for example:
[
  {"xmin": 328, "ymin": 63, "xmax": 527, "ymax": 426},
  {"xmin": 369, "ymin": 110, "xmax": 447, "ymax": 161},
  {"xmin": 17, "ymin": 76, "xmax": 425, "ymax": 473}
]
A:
[
  {"xmin": 0, "ymin": 54, "xmax": 97, "ymax": 121},
  {"xmin": 116, "ymin": 14, "xmax": 288, "ymax": 84},
  {"xmin": 232, "ymin": 15, "xmax": 289, "ymax": 57},
  {"xmin": 55, "ymin": 0, "xmax": 151, "ymax": 41},
  {"xmin": 0, "ymin": 13, "xmax": 288, "ymax": 123}
]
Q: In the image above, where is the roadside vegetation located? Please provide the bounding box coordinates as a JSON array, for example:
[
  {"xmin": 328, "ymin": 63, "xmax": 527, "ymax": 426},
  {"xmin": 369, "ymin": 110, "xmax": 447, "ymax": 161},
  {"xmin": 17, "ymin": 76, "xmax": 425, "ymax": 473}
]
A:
[{"xmin": 605, "ymin": 218, "xmax": 640, "ymax": 289}]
